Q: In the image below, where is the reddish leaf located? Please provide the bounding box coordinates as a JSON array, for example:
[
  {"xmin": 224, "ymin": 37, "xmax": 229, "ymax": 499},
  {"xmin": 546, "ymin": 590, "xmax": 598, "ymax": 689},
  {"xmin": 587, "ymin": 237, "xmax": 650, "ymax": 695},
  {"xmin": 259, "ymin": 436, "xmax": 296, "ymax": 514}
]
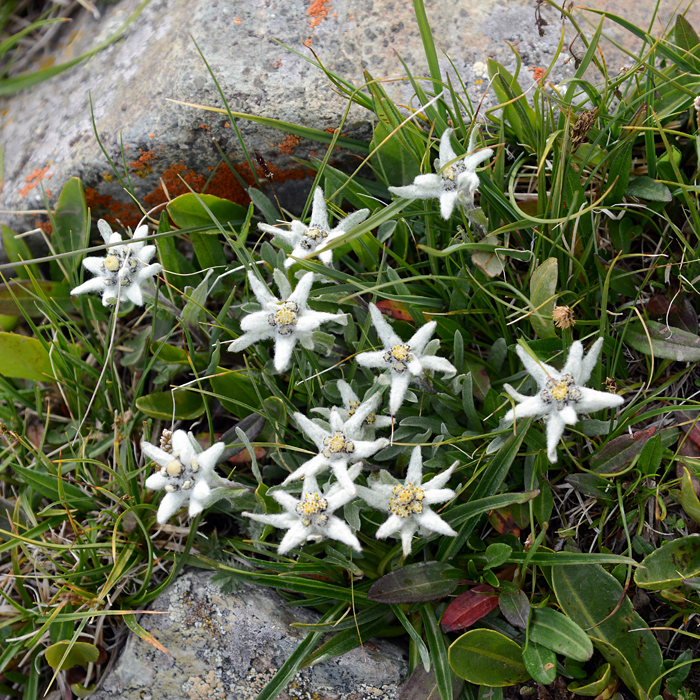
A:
[
  {"xmin": 488, "ymin": 506, "xmax": 522, "ymax": 536},
  {"xmin": 591, "ymin": 426, "xmax": 656, "ymax": 474},
  {"xmin": 228, "ymin": 446, "xmax": 266, "ymax": 464},
  {"xmin": 376, "ymin": 299, "xmax": 413, "ymax": 321},
  {"xmin": 440, "ymin": 584, "xmax": 499, "ymax": 632},
  {"xmin": 647, "ymin": 294, "xmax": 673, "ymax": 315}
]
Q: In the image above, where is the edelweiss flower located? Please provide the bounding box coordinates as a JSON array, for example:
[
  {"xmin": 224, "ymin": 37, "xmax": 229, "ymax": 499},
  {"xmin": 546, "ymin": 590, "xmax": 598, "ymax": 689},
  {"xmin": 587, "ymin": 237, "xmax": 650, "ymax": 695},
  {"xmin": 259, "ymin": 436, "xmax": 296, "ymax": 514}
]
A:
[
  {"xmin": 143, "ymin": 429, "xmax": 242, "ymax": 523},
  {"xmin": 227, "ymin": 269, "xmax": 347, "ymax": 372},
  {"xmin": 243, "ymin": 466, "xmax": 362, "ymax": 555},
  {"xmin": 356, "ymin": 304, "xmax": 457, "ymax": 415},
  {"xmin": 388, "ymin": 128, "xmax": 493, "ymax": 219},
  {"xmin": 258, "ymin": 187, "xmax": 369, "ymax": 268},
  {"xmin": 71, "ymin": 219, "xmax": 161, "ymax": 306},
  {"xmin": 503, "ymin": 338, "xmax": 625, "ymax": 463},
  {"xmin": 283, "ymin": 407, "xmax": 389, "ymax": 494},
  {"xmin": 312, "ymin": 380, "xmax": 392, "ymax": 439},
  {"xmin": 356, "ymin": 446, "xmax": 457, "ymax": 557}
]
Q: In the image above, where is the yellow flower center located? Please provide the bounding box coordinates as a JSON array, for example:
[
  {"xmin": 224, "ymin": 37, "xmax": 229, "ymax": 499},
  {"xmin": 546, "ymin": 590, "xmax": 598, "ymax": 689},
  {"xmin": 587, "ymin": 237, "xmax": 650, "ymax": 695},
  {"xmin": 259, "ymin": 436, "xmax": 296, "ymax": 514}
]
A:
[
  {"xmin": 296, "ymin": 492, "xmax": 328, "ymax": 516},
  {"xmin": 389, "ymin": 483, "xmax": 425, "ymax": 518},
  {"xmin": 104, "ymin": 255, "xmax": 120, "ymax": 272},
  {"xmin": 348, "ymin": 400, "xmax": 360, "ymax": 417},
  {"xmin": 391, "ymin": 344, "xmax": 410, "ymax": 361},
  {"xmin": 327, "ymin": 432, "xmax": 346, "ymax": 453},
  {"xmin": 275, "ymin": 307, "xmax": 297, "ymax": 326},
  {"xmin": 550, "ymin": 381, "xmax": 569, "ymax": 402},
  {"xmin": 306, "ymin": 227, "xmax": 327, "ymax": 240},
  {"xmin": 443, "ymin": 165, "xmax": 457, "ymax": 181}
]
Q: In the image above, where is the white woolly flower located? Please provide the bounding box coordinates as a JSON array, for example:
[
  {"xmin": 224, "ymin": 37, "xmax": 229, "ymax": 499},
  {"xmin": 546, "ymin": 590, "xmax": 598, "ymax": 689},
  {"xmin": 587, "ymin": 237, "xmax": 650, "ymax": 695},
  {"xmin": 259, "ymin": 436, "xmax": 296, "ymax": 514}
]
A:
[
  {"xmin": 388, "ymin": 128, "xmax": 493, "ymax": 219},
  {"xmin": 312, "ymin": 380, "xmax": 393, "ymax": 439},
  {"xmin": 71, "ymin": 219, "xmax": 161, "ymax": 306},
  {"xmin": 355, "ymin": 446, "xmax": 457, "ymax": 557},
  {"xmin": 283, "ymin": 406, "xmax": 389, "ymax": 494},
  {"xmin": 356, "ymin": 303, "xmax": 457, "ymax": 415},
  {"xmin": 143, "ymin": 430, "xmax": 237, "ymax": 524},
  {"xmin": 503, "ymin": 338, "xmax": 625, "ymax": 463},
  {"xmin": 243, "ymin": 466, "xmax": 362, "ymax": 555},
  {"xmin": 227, "ymin": 269, "xmax": 347, "ymax": 372},
  {"xmin": 258, "ymin": 187, "xmax": 370, "ymax": 268}
]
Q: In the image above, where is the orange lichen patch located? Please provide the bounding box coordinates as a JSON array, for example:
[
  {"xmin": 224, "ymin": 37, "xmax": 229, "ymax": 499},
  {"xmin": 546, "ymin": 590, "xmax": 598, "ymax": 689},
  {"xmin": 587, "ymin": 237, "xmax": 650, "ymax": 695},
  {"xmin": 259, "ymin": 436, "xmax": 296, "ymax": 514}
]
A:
[
  {"xmin": 277, "ymin": 133, "xmax": 302, "ymax": 156},
  {"xmin": 149, "ymin": 133, "xmax": 155, "ymax": 138},
  {"xmin": 20, "ymin": 164, "xmax": 52, "ymax": 198},
  {"xmin": 308, "ymin": 0, "xmax": 331, "ymax": 28},
  {"xmin": 272, "ymin": 58, "xmax": 282, "ymax": 69},
  {"xmin": 44, "ymin": 189, "xmax": 52, "ymax": 199},
  {"xmin": 233, "ymin": 17, "xmax": 241, "ymax": 24},
  {"xmin": 34, "ymin": 219, "xmax": 52, "ymax": 236},
  {"xmin": 198, "ymin": 124, "xmax": 211, "ymax": 131},
  {"xmin": 303, "ymin": 37, "xmax": 313, "ymax": 47},
  {"xmin": 224, "ymin": 122, "xmax": 230, "ymax": 128},
  {"xmin": 128, "ymin": 149, "xmax": 158, "ymax": 171},
  {"xmin": 85, "ymin": 187, "xmax": 142, "ymax": 228},
  {"xmin": 143, "ymin": 162, "xmax": 207, "ymax": 207},
  {"xmin": 528, "ymin": 66, "xmax": 546, "ymax": 83}
]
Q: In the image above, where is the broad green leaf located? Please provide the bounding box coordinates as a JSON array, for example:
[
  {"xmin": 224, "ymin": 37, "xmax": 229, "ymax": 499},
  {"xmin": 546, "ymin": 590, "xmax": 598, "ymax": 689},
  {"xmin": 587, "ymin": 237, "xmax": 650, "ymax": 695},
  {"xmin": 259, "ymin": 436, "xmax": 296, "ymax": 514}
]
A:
[
  {"xmin": 367, "ymin": 562, "xmax": 459, "ymax": 603},
  {"xmin": 0, "ymin": 332, "xmax": 55, "ymax": 381},
  {"xmin": 167, "ymin": 193, "xmax": 246, "ymax": 269},
  {"xmin": 483, "ymin": 543, "xmax": 513, "ymax": 570},
  {"xmin": 2, "ymin": 224, "xmax": 38, "ymax": 280},
  {"xmin": 529, "ymin": 607, "xmax": 593, "ymax": 662},
  {"xmin": 635, "ymin": 535, "xmax": 700, "ymax": 590},
  {"xmin": 625, "ymin": 176, "xmax": 672, "ymax": 202},
  {"xmin": 552, "ymin": 564, "xmax": 664, "ymax": 698},
  {"xmin": 370, "ymin": 118, "xmax": 421, "ymax": 188},
  {"xmin": 472, "ymin": 234, "xmax": 505, "ymax": 278},
  {"xmin": 210, "ymin": 369, "xmax": 270, "ymax": 419},
  {"xmin": 247, "ymin": 187, "xmax": 280, "ymax": 225},
  {"xmin": 150, "ymin": 342, "xmax": 208, "ymax": 370},
  {"xmin": 676, "ymin": 14, "xmax": 700, "ymax": 52},
  {"xmin": 45, "ymin": 641, "xmax": 99, "ymax": 671},
  {"xmin": 0, "ymin": 280, "xmax": 72, "ymax": 317},
  {"xmin": 623, "ymin": 321, "xmax": 700, "ymax": 362},
  {"xmin": 52, "ymin": 177, "xmax": 89, "ymax": 278},
  {"xmin": 680, "ymin": 467, "xmax": 700, "ymax": 525},
  {"xmin": 13, "ymin": 463, "xmax": 94, "ymax": 512},
  {"xmin": 135, "ymin": 390, "xmax": 205, "ymax": 420},
  {"xmin": 604, "ymin": 140, "xmax": 633, "ymax": 205},
  {"xmin": 529, "ymin": 257, "xmax": 557, "ymax": 339},
  {"xmin": 156, "ymin": 211, "xmax": 196, "ymax": 291},
  {"xmin": 498, "ymin": 589, "xmax": 530, "ymax": 629},
  {"xmin": 449, "ymin": 629, "xmax": 530, "ymax": 686},
  {"xmin": 567, "ymin": 664, "xmax": 614, "ymax": 696},
  {"xmin": 566, "ymin": 473, "xmax": 615, "ymax": 502},
  {"xmin": 591, "ymin": 426, "xmax": 657, "ymax": 475},
  {"xmin": 522, "ymin": 641, "xmax": 557, "ymax": 686},
  {"xmin": 446, "ymin": 491, "xmax": 539, "ymax": 529}
]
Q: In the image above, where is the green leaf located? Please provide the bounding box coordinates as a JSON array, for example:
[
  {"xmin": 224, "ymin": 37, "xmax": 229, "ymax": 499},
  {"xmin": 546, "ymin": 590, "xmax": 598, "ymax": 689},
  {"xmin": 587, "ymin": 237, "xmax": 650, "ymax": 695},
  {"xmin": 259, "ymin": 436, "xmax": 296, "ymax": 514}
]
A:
[
  {"xmin": 552, "ymin": 564, "xmax": 664, "ymax": 698},
  {"xmin": 676, "ymin": 14, "xmax": 700, "ymax": 52},
  {"xmin": 522, "ymin": 641, "xmax": 557, "ymax": 686},
  {"xmin": 591, "ymin": 426, "xmax": 658, "ymax": 475},
  {"xmin": 446, "ymin": 491, "xmax": 539, "ymax": 529},
  {"xmin": 167, "ymin": 193, "xmax": 246, "ymax": 269},
  {"xmin": 529, "ymin": 257, "xmax": 558, "ymax": 339},
  {"xmin": 156, "ymin": 211, "xmax": 196, "ymax": 291},
  {"xmin": 12, "ymin": 463, "xmax": 94, "ymax": 512},
  {"xmin": 135, "ymin": 390, "xmax": 205, "ymax": 420},
  {"xmin": 247, "ymin": 187, "xmax": 280, "ymax": 225},
  {"xmin": 0, "ymin": 280, "xmax": 72, "ymax": 317},
  {"xmin": 634, "ymin": 535, "xmax": 700, "ymax": 590},
  {"xmin": 370, "ymin": 118, "xmax": 421, "ymax": 187},
  {"xmin": 483, "ymin": 543, "xmax": 513, "ymax": 570},
  {"xmin": 567, "ymin": 664, "xmax": 614, "ymax": 696},
  {"xmin": 529, "ymin": 607, "xmax": 593, "ymax": 662},
  {"xmin": 367, "ymin": 562, "xmax": 459, "ymax": 603},
  {"xmin": 449, "ymin": 629, "xmax": 530, "ymax": 687},
  {"xmin": 623, "ymin": 321, "xmax": 700, "ymax": 362},
  {"xmin": 498, "ymin": 589, "xmax": 530, "ymax": 629},
  {"xmin": 625, "ymin": 176, "xmax": 672, "ymax": 202},
  {"xmin": 604, "ymin": 141, "xmax": 633, "ymax": 205},
  {"xmin": 680, "ymin": 467, "xmax": 700, "ymax": 525},
  {"xmin": 45, "ymin": 641, "xmax": 99, "ymax": 671},
  {"xmin": 0, "ymin": 332, "xmax": 55, "ymax": 381},
  {"xmin": 210, "ymin": 369, "xmax": 270, "ymax": 419},
  {"xmin": 52, "ymin": 177, "xmax": 89, "ymax": 278},
  {"xmin": 421, "ymin": 604, "xmax": 454, "ymax": 700},
  {"xmin": 2, "ymin": 224, "xmax": 38, "ymax": 280}
]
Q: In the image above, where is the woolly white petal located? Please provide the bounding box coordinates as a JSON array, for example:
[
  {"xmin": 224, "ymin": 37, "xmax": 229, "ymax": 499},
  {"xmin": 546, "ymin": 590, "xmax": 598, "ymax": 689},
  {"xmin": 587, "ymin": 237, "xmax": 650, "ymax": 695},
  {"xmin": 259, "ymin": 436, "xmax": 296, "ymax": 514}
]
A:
[
  {"xmin": 462, "ymin": 147, "xmax": 493, "ymax": 172},
  {"xmin": 243, "ymin": 511, "xmax": 298, "ymax": 529},
  {"xmin": 356, "ymin": 350, "xmax": 390, "ymax": 370},
  {"xmin": 240, "ymin": 310, "xmax": 274, "ymax": 332},
  {"xmin": 273, "ymin": 334, "xmax": 297, "ymax": 372},
  {"xmin": 282, "ymin": 453, "xmax": 330, "ymax": 484},
  {"xmin": 97, "ymin": 219, "xmax": 113, "ymax": 244},
  {"xmin": 333, "ymin": 207, "xmax": 370, "ymax": 233},
  {"xmin": 422, "ymin": 463, "xmax": 456, "ymax": 491},
  {"xmin": 503, "ymin": 395, "xmax": 549, "ymax": 423},
  {"xmin": 401, "ymin": 527, "xmax": 417, "ymax": 557},
  {"xmin": 439, "ymin": 128, "xmax": 458, "ymax": 168},
  {"xmin": 348, "ymin": 437, "xmax": 389, "ymax": 461},
  {"xmin": 389, "ymin": 175, "xmax": 443, "ymax": 200},
  {"xmin": 247, "ymin": 270, "xmax": 279, "ymax": 307},
  {"xmin": 439, "ymin": 190, "xmax": 461, "ymax": 220},
  {"xmin": 504, "ymin": 383, "xmax": 531, "ymax": 403},
  {"xmin": 141, "ymin": 442, "xmax": 173, "ymax": 467},
  {"xmin": 288, "ymin": 271, "xmax": 315, "ymax": 306},
  {"xmin": 324, "ymin": 516, "xmax": 362, "ymax": 552},
  {"xmin": 124, "ymin": 283, "xmax": 144, "ymax": 306},
  {"xmin": 423, "ymin": 488, "xmax": 456, "ymax": 505},
  {"xmin": 419, "ymin": 355, "xmax": 457, "ymax": 377},
  {"xmin": 515, "ymin": 345, "xmax": 557, "ymax": 386},
  {"xmin": 559, "ymin": 405, "xmax": 578, "ymax": 425},
  {"xmin": 145, "ymin": 472, "xmax": 168, "ymax": 490},
  {"xmin": 227, "ymin": 329, "xmax": 273, "ymax": 353},
  {"xmin": 330, "ymin": 459, "xmax": 357, "ymax": 495},
  {"xmin": 278, "ymin": 522, "xmax": 311, "ymax": 554},
  {"xmin": 171, "ymin": 431, "xmax": 192, "ymax": 458},
  {"xmin": 407, "ymin": 321, "xmax": 437, "ymax": 354},
  {"xmin": 337, "ymin": 380, "xmax": 359, "ymax": 406},
  {"xmin": 309, "ymin": 187, "xmax": 329, "ymax": 230},
  {"xmin": 415, "ymin": 509, "xmax": 457, "ymax": 536},
  {"xmin": 368, "ymin": 303, "xmax": 403, "ymax": 348},
  {"xmin": 575, "ymin": 387, "xmax": 624, "ymax": 414},
  {"xmin": 136, "ymin": 244, "xmax": 156, "ymax": 264},
  {"xmin": 156, "ymin": 491, "xmax": 189, "ymax": 524},
  {"xmin": 389, "ymin": 372, "xmax": 412, "ymax": 415},
  {"xmin": 405, "ymin": 446, "xmax": 424, "ymax": 484},
  {"xmin": 135, "ymin": 262, "xmax": 161, "ymax": 283},
  {"xmin": 561, "ymin": 341, "xmax": 584, "ymax": 381},
  {"xmin": 71, "ymin": 278, "xmax": 106, "ymax": 296},
  {"xmin": 294, "ymin": 413, "xmax": 330, "ymax": 449},
  {"xmin": 578, "ymin": 338, "xmax": 604, "ymax": 386},
  {"xmin": 196, "ymin": 442, "xmax": 226, "ymax": 473},
  {"xmin": 82, "ymin": 257, "xmax": 105, "ymax": 275},
  {"xmin": 376, "ymin": 514, "xmax": 406, "ymax": 539},
  {"xmin": 546, "ymin": 412, "xmax": 567, "ymax": 463}
]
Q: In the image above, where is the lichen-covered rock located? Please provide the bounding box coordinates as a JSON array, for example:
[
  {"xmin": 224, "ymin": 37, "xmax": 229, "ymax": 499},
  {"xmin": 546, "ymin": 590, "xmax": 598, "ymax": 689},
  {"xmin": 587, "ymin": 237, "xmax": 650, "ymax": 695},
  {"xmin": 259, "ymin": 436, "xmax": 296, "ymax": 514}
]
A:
[{"xmin": 90, "ymin": 569, "xmax": 407, "ymax": 699}]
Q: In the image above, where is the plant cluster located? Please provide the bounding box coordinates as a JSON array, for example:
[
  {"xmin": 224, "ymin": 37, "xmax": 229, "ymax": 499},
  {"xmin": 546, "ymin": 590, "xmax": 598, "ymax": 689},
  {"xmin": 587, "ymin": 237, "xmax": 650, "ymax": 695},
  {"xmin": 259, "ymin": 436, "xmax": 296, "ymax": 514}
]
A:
[{"xmin": 1, "ymin": 1, "xmax": 700, "ymax": 699}]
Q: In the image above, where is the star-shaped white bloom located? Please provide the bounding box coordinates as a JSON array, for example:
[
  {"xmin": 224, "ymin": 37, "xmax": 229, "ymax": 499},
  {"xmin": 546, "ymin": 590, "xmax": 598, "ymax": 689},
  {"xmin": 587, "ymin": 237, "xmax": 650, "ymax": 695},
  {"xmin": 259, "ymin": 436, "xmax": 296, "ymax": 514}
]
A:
[
  {"xmin": 356, "ymin": 303, "xmax": 457, "ymax": 415},
  {"xmin": 388, "ymin": 128, "xmax": 493, "ymax": 219},
  {"xmin": 243, "ymin": 466, "xmax": 362, "ymax": 555},
  {"xmin": 503, "ymin": 338, "xmax": 625, "ymax": 463},
  {"xmin": 71, "ymin": 219, "xmax": 161, "ymax": 306},
  {"xmin": 258, "ymin": 187, "xmax": 370, "ymax": 268},
  {"xmin": 355, "ymin": 446, "xmax": 457, "ymax": 557},
  {"xmin": 143, "ymin": 430, "xmax": 239, "ymax": 524},
  {"xmin": 227, "ymin": 269, "xmax": 347, "ymax": 372},
  {"xmin": 283, "ymin": 406, "xmax": 389, "ymax": 494},
  {"xmin": 312, "ymin": 380, "xmax": 393, "ymax": 439}
]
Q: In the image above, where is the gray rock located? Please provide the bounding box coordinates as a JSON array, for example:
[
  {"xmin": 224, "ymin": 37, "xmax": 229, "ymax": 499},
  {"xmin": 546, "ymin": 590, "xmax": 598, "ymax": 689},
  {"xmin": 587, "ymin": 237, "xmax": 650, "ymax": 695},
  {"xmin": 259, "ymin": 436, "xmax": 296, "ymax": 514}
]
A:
[
  {"xmin": 90, "ymin": 569, "xmax": 407, "ymax": 699},
  {"xmin": 1, "ymin": 0, "xmax": 698, "ymax": 246}
]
